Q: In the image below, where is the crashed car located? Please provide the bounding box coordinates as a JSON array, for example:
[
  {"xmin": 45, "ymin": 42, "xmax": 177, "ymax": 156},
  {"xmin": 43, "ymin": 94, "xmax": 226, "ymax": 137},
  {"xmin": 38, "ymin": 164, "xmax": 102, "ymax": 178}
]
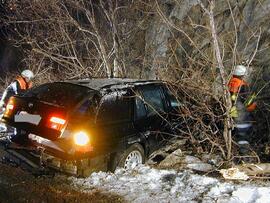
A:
[{"xmin": 1, "ymin": 78, "xmax": 180, "ymax": 176}]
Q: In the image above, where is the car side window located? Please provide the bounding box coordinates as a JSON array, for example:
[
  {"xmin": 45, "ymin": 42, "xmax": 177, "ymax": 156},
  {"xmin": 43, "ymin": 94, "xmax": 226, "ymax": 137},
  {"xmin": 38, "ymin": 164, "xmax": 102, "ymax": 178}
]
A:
[
  {"xmin": 135, "ymin": 95, "xmax": 147, "ymax": 120},
  {"xmin": 77, "ymin": 99, "xmax": 92, "ymax": 115},
  {"xmin": 97, "ymin": 90, "xmax": 131, "ymax": 123},
  {"xmin": 141, "ymin": 86, "xmax": 165, "ymax": 116},
  {"xmin": 163, "ymin": 86, "xmax": 181, "ymax": 108},
  {"xmin": 75, "ymin": 96, "xmax": 99, "ymax": 117}
]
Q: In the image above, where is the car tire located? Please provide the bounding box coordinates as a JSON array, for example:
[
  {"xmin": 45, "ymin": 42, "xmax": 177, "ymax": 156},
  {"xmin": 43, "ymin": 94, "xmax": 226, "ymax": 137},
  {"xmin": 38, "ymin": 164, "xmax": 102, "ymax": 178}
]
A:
[{"xmin": 111, "ymin": 143, "xmax": 145, "ymax": 171}]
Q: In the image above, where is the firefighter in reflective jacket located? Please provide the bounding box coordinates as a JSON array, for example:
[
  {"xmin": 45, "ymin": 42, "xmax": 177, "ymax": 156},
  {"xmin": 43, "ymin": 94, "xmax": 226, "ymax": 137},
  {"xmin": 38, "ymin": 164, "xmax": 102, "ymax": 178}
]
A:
[
  {"xmin": 228, "ymin": 65, "xmax": 256, "ymax": 153},
  {"xmin": 0, "ymin": 70, "xmax": 34, "ymax": 108}
]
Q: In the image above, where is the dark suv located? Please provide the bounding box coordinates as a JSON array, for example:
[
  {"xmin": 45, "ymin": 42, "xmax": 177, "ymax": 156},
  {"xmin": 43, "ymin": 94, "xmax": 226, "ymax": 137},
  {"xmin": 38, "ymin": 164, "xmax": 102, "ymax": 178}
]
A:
[{"xmin": 1, "ymin": 78, "xmax": 180, "ymax": 176}]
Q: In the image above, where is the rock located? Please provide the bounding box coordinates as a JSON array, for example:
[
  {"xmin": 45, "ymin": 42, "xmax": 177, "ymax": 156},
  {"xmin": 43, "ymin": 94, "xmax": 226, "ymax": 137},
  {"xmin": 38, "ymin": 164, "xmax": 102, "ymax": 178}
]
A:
[
  {"xmin": 187, "ymin": 163, "xmax": 213, "ymax": 172},
  {"xmin": 159, "ymin": 149, "xmax": 183, "ymax": 168},
  {"xmin": 159, "ymin": 154, "xmax": 214, "ymax": 172},
  {"xmin": 163, "ymin": 139, "xmax": 187, "ymax": 153},
  {"xmin": 147, "ymin": 151, "xmax": 169, "ymax": 165},
  {"xmin": 173, "ymin": 148, "xmax": 182, "ymax": 155},
  {"xmin": 185, "ymin": 155, "xmax": 214, "ymax": 172},
  {"xmin": 147, "ymin": 139, "xmax": 187, "ymax": 165},
  {"xmin": 184, "ymin": 155, "xmax": 201, "ymax": 164},
  {"xmin": 201, "ymin": 154, "xmax": 223, "ymax": 167}
]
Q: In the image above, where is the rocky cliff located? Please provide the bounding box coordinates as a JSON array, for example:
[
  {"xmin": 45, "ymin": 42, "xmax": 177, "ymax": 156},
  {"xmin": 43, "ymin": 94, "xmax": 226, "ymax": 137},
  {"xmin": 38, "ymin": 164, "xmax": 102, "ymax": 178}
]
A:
[
  {"xmin": 141, "ymin": 0, "xmax": 270, "ymax": 81},
  {"xmin": 1, "ymin": 0, "xmax": 270, "ymax": 82}
]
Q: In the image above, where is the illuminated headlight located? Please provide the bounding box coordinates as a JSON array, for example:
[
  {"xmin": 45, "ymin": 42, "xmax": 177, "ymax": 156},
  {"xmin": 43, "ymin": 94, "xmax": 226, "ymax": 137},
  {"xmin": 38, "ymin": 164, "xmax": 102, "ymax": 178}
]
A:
[{"xmin": 73, "ymin": 131, "xmax": 90, "ymax": 146}]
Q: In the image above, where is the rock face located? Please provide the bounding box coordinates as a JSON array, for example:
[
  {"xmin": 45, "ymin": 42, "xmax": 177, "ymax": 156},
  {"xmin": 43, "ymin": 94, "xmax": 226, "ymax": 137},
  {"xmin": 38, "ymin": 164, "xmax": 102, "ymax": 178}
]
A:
[
  {"xmin": 142, "ymin": 0, "xmax": 270, "ymax": 79},
  {"xmin": 1, "ymin": 0, "xmax": 270, "ymax": 81}
]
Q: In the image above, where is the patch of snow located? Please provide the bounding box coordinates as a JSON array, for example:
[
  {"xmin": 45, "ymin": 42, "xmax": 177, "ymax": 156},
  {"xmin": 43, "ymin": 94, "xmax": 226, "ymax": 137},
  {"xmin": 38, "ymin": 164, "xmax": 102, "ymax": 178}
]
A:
[
  {"xmin": 69, "ymin": 165, "xmax": 270, "ymax": 203},
  {"xmin": 187, "ymin": 163, "xmax": 213, "ymax": 172},
  {"xmin": 229, "ymin": 187, "xmax": 270, "ymax": 203}
]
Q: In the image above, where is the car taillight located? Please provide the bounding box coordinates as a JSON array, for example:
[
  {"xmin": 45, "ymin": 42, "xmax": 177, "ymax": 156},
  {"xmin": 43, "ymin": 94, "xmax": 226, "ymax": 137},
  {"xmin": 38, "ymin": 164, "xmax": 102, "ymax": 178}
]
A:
[
  {"xmin": 47, "ymin": 116, "xmax": 66, "ymax": 131},
  {"xmin": 50, "ymin": 116, "xmax": 66, "ymax": 125}
]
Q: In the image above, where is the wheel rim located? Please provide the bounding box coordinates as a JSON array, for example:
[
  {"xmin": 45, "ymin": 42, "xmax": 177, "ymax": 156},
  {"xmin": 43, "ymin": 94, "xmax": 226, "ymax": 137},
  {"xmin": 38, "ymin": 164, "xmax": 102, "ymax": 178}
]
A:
[{"xmin": 124, "ymin": 150, "xmax": 143, "ymax": 170}]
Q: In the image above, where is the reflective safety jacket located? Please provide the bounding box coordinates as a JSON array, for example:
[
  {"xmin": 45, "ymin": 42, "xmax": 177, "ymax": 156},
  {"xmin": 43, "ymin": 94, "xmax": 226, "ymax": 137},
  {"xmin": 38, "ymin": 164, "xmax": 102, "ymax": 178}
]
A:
[
  {"xmin": 0, "ymin": 76, "xmax": 33, "ymax": 106},
  {"xmin": 16, "ymin": 76, "xmax": 33, "ymax": 90},
  {"xmin": 228, "ymin": 76, "xmax": 256, "ymax": 116},
  {"xmin": 228, "ymin": 77, "xmax": 248, "ymax": 94}
]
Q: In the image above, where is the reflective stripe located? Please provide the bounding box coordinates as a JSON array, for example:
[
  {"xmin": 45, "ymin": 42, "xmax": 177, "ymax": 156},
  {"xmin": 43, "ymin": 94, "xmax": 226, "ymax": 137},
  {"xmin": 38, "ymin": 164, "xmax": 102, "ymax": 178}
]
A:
[
  {"xmin": 235, "ymin": 123, "xmax": 252, "ymax": 128},
  {"xmin": 238, "ymin": 140, "xmax": 249, "ymax": 145},
  {"xmin": 16, "ymin": 76, "xmax": 32, "ymax": 90},
  {"xmin": 10, "ymin": 82, "xmax": 18, "ymax": 94}
]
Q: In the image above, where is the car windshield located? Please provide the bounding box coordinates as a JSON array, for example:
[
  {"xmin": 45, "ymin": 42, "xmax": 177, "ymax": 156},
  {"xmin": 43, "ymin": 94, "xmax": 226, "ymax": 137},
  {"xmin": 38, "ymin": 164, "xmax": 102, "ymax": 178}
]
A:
[{"xmin": 24, "ymin": 82, "xmax": 91, "ymax": 108}]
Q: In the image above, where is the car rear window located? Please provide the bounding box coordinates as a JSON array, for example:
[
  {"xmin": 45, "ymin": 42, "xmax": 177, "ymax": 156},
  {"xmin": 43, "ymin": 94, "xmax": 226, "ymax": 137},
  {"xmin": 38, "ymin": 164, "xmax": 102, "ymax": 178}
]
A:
[{"xmin": 24, "ymin": 82, "xmax": 91, "ymax": 108}]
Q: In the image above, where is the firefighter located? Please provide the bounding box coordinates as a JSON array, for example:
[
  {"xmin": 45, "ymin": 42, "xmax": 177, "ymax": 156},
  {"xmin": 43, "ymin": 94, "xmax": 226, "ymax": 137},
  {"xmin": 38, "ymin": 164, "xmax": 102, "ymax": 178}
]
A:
[
  {"xmin": 0, "ymin": 69, "xmax": 34, "ymax": 109},
  {"xmin": 228, "ymin": 65, "xmax": 256, "ymax": 154},
  {"xmin": 0, "ymin": 70, "xmax": 34, "ymax": 146}
]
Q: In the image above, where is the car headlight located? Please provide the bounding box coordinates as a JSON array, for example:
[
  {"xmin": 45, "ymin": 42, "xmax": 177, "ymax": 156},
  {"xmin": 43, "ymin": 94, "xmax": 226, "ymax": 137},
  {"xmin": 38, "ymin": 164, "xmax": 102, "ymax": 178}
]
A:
[{"xmin": 73, "ymin": 131, "xmax": 90, "ymax": 146}]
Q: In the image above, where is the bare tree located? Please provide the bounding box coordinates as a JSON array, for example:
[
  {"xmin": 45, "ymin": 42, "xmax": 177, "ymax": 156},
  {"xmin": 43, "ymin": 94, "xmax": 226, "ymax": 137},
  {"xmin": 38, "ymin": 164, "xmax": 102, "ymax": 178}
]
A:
[
  {"xmin": 1, "ymin": 0, "xmax": 133, "ymax": 80},
  {"xmin": 199, "ymin": 0, "xmax": 233, "ymax": 159},
  {"xmin": 1, "ymin": 0, "xmax": 267, "ymax": 161}
]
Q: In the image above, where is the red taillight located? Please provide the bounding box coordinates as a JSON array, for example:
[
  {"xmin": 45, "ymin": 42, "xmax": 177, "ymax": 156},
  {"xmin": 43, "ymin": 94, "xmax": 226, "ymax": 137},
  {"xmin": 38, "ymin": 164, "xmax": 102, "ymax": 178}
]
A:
[
  {"xmin": 50, "ymin": 117, "xmax": 66, "ymax": 125},
  {"xmin": 48, "ymin": 116, "xmax": 66, "ymax": 131}
]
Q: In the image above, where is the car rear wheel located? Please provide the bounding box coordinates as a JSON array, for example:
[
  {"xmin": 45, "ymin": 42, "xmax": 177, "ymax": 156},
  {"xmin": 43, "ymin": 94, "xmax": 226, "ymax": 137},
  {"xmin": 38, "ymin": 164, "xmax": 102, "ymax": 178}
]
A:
[{"xmin": 115, "ymin": 143, "xmax": 145, "ymax": 170}]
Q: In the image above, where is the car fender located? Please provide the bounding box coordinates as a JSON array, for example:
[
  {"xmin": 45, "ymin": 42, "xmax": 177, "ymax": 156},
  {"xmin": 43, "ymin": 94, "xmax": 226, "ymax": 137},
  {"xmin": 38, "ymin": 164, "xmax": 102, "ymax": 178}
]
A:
[{"xmin": 126, "ymin": 131, "xmax": 150, "ymax": 156}]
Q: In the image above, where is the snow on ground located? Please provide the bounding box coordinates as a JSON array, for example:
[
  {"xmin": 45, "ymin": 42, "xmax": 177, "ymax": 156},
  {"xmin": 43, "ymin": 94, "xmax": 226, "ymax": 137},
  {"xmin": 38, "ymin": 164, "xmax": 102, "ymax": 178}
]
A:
[{"xmin": 69, "ymin": 165, "xmax": 270, "ymax": 203}]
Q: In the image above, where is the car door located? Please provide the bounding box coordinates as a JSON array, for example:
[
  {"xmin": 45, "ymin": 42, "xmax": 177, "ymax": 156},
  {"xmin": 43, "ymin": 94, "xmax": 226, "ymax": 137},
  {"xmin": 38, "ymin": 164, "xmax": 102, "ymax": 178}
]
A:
[
  {"xmin": 94, "ymin": 89, "xmax": 136, "ymax": 154},
  {"xmin": 133, "ymin": 85, "xmax": 168, "ymax": 154}
]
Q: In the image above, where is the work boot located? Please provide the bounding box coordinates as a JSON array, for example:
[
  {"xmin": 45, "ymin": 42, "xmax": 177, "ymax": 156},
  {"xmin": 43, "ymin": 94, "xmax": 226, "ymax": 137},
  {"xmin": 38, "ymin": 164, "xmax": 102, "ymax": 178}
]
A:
[{"xmin": 238, "ymin": 140, "xmax": 251, "ymax": 155}]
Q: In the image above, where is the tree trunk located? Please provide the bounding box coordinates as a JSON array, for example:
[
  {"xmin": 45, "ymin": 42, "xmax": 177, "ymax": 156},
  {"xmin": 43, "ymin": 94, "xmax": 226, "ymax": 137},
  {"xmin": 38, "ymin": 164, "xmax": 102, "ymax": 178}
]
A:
[{"xmin": 200, "ymin": 0, "xmax": 233, "ymax": 159}]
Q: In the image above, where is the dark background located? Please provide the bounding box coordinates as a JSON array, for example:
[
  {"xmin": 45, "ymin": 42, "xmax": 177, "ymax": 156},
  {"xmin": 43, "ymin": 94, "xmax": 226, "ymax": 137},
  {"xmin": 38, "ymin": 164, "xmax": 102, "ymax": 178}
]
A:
[{"xmin": 0, "ymin": 34, "xmax": 21, "ymax": 77}]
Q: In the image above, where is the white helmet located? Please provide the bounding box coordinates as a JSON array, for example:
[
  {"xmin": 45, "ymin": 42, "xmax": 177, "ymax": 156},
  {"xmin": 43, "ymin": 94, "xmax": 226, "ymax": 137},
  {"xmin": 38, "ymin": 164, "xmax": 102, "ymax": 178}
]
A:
[
  {"xmin": 21, "ymin": 69, "xmax": 34, "ymax": 80},
  {"xmin": 233, "ymin": 65, "xmax": 247, "ymax": 76}
]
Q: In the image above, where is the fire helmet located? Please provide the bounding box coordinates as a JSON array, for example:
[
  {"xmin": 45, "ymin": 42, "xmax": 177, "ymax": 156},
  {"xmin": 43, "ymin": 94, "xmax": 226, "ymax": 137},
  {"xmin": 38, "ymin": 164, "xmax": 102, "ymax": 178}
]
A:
[
  {"xmin": 233, "ymin": 65, "xmax": 247, "ymax": 76},
  {"xmin": 21, "ymin": 69, "xmax": 34, "ymax": 80}
]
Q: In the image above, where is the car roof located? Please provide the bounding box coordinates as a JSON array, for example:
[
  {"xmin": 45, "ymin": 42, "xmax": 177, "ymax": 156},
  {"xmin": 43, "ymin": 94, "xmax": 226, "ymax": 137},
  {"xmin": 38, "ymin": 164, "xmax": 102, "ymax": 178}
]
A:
[{"xmin": 66, "ymin": 78, "xmax": 163, "ymax": 90}]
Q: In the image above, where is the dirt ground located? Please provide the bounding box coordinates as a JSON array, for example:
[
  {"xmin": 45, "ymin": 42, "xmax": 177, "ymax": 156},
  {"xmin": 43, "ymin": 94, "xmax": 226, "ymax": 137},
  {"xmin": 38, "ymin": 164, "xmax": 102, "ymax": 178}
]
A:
[{"xmin": 0, "ymin": 150, "xmax": 125, "ymax": 203}]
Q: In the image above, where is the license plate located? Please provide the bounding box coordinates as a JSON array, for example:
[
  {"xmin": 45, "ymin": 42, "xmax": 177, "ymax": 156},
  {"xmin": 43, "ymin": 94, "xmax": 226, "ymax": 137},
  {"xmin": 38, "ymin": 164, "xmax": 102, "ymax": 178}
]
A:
[
  {"xmin": 14, "ymin": 111, "xmax": 41, "ymax": 125},
  {"xmin": 29, "ymin": 134, "xmax": 49, "ymax": 143}
]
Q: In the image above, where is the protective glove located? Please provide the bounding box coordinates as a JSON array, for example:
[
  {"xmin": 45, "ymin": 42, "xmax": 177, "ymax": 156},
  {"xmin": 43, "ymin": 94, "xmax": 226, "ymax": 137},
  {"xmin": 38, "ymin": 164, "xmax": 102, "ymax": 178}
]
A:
[
  {"xmin": 230, "ymin": 106, "xmax": 238, "ymax": 118},
  {"xmin": 244, "ymin": 93, "xmax": 257, "ymax": 112},
  {"xmin": 244, "ymin": 93, "xmax": 256, "ymax": 107},
  {"xmin": 231, "ymin": 94, "xmax": 237, "ymax": 102}
]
